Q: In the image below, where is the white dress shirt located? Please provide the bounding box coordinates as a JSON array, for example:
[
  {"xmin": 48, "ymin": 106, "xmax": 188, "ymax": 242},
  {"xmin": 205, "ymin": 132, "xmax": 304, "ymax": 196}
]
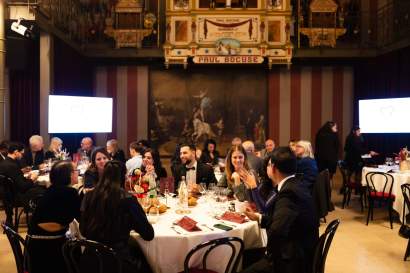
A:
[{"xmin": 126, "ymin": 155, "xmax": 142, "ymax": 174}]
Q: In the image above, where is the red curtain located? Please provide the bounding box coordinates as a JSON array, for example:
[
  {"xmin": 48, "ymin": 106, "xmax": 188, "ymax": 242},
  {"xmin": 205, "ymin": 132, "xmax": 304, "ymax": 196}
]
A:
[{"xmin": 9, "ymin": 40, "xmax": 40, "ymax": 144}]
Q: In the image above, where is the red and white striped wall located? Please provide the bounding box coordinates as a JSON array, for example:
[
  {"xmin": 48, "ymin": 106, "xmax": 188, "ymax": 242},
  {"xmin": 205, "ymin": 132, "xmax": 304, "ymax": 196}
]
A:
[
  {"xmin": 93, "ymin": 66, "xmax": 149, "ymax": 151},
  {"xmin": 268, "ymin": 66, "xmax": 354, "ymax": 147}
]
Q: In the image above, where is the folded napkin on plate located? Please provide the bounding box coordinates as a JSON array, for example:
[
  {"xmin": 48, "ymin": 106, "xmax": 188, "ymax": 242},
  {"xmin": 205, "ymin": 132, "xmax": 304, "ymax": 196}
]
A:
[
  {"xmin": 221, "ymin": 211, "xmax": 248, "ymax": 224},
  {"xmin": 176, "ymin": 216, "xmax": 202, "ymax": 232}
]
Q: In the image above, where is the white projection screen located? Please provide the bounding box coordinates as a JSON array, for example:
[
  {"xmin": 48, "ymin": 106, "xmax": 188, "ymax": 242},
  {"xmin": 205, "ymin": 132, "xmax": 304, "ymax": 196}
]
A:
[
  {"xmin": 359, "ymin": 97, "xmax": 410, "ymax": 133},
  {"xmin": 48, "ymin": 95, "xmax": 113, "ymax": 133}
]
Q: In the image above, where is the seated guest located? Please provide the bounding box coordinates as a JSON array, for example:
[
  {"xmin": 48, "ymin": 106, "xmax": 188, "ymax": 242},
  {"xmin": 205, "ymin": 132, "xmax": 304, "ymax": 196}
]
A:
[
  {"xmin": 218, "ymin": 145, "xmax": 258, "ymax": 202},
  {"xmin": 295, "ymin": 140, "xmax": 319, "ymax": 193},
  {"xmin": 199, "ymin": 139, "xmax": 220, "ymax": 166},
  {"xmin": 81, "ymin": 161, "xmax": 154, "ymax": 273},
  {"xmin": 126, "ymin": 141, "xmax": 144, "ymax": 175},
  {"xmin": 231, "ymin": 137, "xmax": 242, "ymax": 146},
  {"xmin": 0, "ymin": 140, "xmax": 10, "ymax": 161},
  {"xmin": 242, "ymin": 140, "xmax": 263, "ymax": 177},
  {"xmin": 243, "ymin": 147, "xmax": 319, "ymax": 273},
  {"xmin": 142, "ymin": 148, "xmax": 167, "ymax": 181},
  {"xmin": 245, "ymin": 156, "xmax": 276, "ymax": 214},
  {"xmin": 45, "ymin": 137, "xmax": 63, "ymax": 160},
  {"xmin": 173, "ymin": 143, "xmax": 217, "ymax": 188},
  {"xmin": 0, "ymin": 142, "xmax": 44, "ymax": 206},
  {"xmin": 77, "ymin": 137, "xmax": 94, "ymax": 159},
  {"xmin": 28, "ymin": 160, "xmax": 81, "ymax": 273},
  {"xmin": 107, "ymin": 139, "xmax": 126, "ymax": 163},
  {"xmin": 21, "ymin": 135, "xmax": 45, "ymax": 169},
  {"xmin": 259, "ymin": 139, "xmax": 275, "ymax": 159},
  {"xmin": 289, "ymin": 139, "xmax": 297, "ymax": 153},
  {"xmin": 84, "ymin": 148, "xmax": 110, "ymax": 188}
]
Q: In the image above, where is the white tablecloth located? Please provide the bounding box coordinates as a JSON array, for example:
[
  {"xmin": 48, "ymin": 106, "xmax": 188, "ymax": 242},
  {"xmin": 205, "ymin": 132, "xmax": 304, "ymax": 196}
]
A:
[
  {"xmin": 133, "ymin": 199, "xmax": 266, "ymax": 273},
  {"xmin": 362, "ymin": 167, "xmax": 410, "ymax": 223}
]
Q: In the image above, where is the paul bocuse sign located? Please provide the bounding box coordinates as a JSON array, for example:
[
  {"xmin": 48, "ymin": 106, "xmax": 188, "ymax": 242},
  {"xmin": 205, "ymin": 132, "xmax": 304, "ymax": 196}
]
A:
[
  {"xmin": 193, "ymin": 55, "xmax": 264, "ymax": 64},
  {"xmin": 197, "ymin": 15, "xmax": 260, "ymax": 43}
]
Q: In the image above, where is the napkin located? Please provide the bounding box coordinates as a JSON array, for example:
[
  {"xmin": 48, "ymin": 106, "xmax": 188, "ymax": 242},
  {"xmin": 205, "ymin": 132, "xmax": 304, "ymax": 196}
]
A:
[
  {"xmin": 176, "ymin": 216, "xmax": 202, "ymax": 232},
  {"xmin": 221, "ymin": 211, "xmax": 248, "ymax": 224}
]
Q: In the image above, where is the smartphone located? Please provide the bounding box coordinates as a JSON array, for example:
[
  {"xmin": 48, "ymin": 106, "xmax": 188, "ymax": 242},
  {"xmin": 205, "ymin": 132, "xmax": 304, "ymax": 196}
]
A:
[{"xmin": 213, "ymin": 223, "xmax": 233, "ymax": 231}]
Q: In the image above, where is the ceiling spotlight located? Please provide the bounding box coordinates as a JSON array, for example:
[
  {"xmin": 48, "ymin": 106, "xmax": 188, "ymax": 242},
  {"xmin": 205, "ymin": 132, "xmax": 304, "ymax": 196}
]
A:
[{"xmin": 11, "ymin": 18, "xmax": 34, "ymax": 39}]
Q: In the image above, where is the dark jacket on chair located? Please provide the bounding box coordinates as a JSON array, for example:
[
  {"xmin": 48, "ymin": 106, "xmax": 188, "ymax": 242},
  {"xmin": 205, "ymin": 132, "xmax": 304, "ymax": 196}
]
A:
[{"xmin": 261, "ymin": 177, "xmax": 319, "ymax": 273}]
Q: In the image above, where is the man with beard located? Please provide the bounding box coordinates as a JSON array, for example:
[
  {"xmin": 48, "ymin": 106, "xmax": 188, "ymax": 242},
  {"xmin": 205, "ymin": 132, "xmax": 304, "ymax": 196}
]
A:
[{"xmin": 173, "ymin": 143, "xmax": 217, "ymax": 189}]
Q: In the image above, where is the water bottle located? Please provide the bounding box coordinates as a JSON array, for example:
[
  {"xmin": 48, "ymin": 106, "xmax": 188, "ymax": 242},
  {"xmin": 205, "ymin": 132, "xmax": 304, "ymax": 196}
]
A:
[{"xmin": 178, "ymin": 176, "xmax": 188, "ymax": 212}]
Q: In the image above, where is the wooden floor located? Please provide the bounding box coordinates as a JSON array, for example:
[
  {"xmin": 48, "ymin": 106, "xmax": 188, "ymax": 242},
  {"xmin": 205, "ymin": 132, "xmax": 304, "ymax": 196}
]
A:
[{"xmin": 1, "ymin": 172, "xmax": 409, "ymax": 273}]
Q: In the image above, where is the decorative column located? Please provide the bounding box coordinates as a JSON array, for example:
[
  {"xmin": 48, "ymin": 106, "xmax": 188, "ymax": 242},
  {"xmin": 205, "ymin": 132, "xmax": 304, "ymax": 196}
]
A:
[{"xmin": 39, "ymin": 31, "xmax": 53, "ymax": 145}]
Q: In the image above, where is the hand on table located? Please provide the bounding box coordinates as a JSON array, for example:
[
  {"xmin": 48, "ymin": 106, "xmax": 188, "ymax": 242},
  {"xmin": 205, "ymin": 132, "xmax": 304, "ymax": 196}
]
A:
[{"xmin": 370, "ymin": 151, "xmax": 379, "ymax": 156}]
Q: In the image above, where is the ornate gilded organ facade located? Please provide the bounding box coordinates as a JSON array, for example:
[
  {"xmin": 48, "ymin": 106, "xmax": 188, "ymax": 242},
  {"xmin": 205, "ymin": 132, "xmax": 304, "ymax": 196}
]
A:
[{"xmin": 163, "ymin": 0, "xmax": 293, "ymax": 68}]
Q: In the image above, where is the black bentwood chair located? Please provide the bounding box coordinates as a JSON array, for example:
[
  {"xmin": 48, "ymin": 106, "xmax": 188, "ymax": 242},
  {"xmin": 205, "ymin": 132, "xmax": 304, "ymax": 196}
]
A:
[
  {"xmin": 312, "ymin": 219, "xmax": 340, "ymax": 273},
  {"xmin": 1, "ymin": 222, "xmax": 27, "ymax": 273},
  {"xmin": 400, "ymin": 184, "xmax": 410, "ymax": 261},
  {"xmin": 365, "ymin": 172, "xmax": 395, "ymax": 229},
  {"xmin": 183, "ymin": 237, "xmax": 244, "ymax": 273},
  {"xmin": 62, "ymin": 239, "xmax": 122, "ymax": 273}
]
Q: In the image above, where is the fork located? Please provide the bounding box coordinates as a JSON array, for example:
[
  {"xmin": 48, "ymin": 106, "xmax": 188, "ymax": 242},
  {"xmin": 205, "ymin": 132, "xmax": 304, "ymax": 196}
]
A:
[{"xmin": 170, "ymin": 226, "xmax": 183, "ymax": 235}]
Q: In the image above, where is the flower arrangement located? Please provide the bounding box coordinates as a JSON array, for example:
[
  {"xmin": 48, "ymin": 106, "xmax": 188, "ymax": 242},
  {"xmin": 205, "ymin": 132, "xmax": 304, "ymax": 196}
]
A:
[{"xmin": 128, "ymin": 168, "xmax": 157, "ymax": 198}]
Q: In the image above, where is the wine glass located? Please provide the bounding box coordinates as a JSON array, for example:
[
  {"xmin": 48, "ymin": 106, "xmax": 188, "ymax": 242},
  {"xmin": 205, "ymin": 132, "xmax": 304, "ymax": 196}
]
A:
[
  {"xmin": 141, "ymin": 195, "xmax": 151, "ymax": 216},
  {"xmin": 199, "ymin": 183, "xmax": 207, "ymax": 195}
]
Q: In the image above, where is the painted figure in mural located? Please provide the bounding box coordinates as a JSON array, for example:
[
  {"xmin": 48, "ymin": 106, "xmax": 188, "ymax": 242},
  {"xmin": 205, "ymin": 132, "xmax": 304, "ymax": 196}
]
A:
[
  {"xmin": 245, "ymin": 108, "xmax": 257, "ymax": 140},
  {"xmin": 214, "ymin": 117, "xmax": 224, "ymax": 139},
  {"xmin": 193, "ymin": 90, "xmax": 212, "ymax": 122},
  {"xmin": 254, "ymin": 114, "xmax": 266, "ymax": 145}
]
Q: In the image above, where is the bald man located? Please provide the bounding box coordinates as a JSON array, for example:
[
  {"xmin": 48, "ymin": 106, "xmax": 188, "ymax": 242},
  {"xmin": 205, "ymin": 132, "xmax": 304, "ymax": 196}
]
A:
[
  {"xmin": 77, "ymin": 137, "xmax": 94, "ymax": 159},
  {"xmin": 260, "ymin": 139, "xmax": 276, "ymax": 159}
]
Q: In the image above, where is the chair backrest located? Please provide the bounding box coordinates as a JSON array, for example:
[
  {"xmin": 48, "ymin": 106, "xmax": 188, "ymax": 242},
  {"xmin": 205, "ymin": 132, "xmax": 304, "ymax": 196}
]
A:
[
  {"xmin": 401, "ymin": 184, "xmax": 410, "ymax": 223},
  {"xmin": 312, "ymin": 219, "xmax": 340, "ymax": 273},
  {"xmin": 0, "ymin": 175, "xmax": 17, "ymax": 226},
  {"xmin": 62, "ymin": 239, "xmax": 122, "ymax": 273},
  {"xmin": 1, "ymin": 222, "xmax": 26, "ymax": 273},
  {"xmin": 365, "ymin": 172, "xmax": 394, "ymax": 198},
  {"xmin": 184, "ymin": 237, "xmax": 244, "ymax": 273}
]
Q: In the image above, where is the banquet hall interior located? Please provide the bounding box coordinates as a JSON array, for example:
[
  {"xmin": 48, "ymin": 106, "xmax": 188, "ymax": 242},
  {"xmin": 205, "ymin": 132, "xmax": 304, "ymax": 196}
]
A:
[{"xmin": 1, "ymin": 0, "xmax": 410, "ymax": 273}]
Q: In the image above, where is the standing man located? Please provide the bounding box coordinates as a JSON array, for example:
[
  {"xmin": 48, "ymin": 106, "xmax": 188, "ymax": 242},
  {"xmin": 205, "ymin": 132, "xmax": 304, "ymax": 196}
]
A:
[
  {"xmin": 242, "ymin": 147, "xmax": 318, "ymax": 273},
  {"xmin": 174, "ymin": 143, "xmax": 217, "ymax": 189}
]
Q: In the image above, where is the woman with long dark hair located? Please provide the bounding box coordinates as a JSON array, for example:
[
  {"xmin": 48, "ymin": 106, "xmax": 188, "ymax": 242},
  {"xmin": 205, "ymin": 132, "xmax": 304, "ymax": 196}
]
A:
[
  {"xmin": 142, "ymin": 148, "xmax": 167, "ymax": 180},
  {"xmin": 217, "ymin": 145, "xmax": 258, "ymax": 201},
  {"xmin": 199, "ymin": 139, "xmax": 220, "ymax": 166},
  {"xmin": 315, "ymin": 121, "xmax": 339, "ymax": 178},
  {"xmin": 83, "ymin": 147, "xmax": 110, "ymax": 188},
  {"xmin": 28, "ymin": 160, "xmax": 81, "ymax": 273},
  {"xmin": 80, "ymin": 161, "xmax": 154, "ymax": 273}
]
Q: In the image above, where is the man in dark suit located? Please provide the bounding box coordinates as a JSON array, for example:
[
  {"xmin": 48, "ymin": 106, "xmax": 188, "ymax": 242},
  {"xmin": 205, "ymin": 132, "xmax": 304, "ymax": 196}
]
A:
[
  {"xmin": 0, "ymin": 142, "xmax": 45, "ymax": 205},
  {"xmin": 21, "ymin": 135, "xmax": 45, "ymax": 169},
  {"xmin": 173, "ymin": 143, "xmax": 217, "ymax": 189},
  {"xmin": 243, "ymin": 147, "xmax": 319, "ymax": 273}
]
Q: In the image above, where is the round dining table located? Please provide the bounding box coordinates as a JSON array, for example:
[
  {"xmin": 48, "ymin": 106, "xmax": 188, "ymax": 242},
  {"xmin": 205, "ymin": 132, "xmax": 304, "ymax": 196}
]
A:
[
  {"xmin": 132, "ymin": 197, "xmax": 266, "ymax": 273},
  {"xmin": 362, "ymin": 166, "xmax": 410, "ymax": 223}
]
